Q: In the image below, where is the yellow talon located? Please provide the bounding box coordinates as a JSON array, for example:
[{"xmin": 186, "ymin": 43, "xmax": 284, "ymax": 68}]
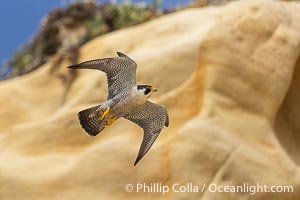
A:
[
  {"xmin": 99, "ymin": 107, "xmax": 110, "ymax": 121},
  {"xmin": 105, "ymin": 117, "xmax": 117, "ymax": 127}
]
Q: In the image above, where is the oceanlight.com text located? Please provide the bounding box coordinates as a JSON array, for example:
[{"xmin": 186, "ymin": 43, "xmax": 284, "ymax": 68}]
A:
[{"xmin": 124, "ymin": 182, "xmax": 293, "ymax": 195}]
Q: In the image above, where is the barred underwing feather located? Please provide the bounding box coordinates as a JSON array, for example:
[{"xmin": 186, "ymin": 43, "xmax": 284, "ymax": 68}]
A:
[
  {"xmin": 123, "ymin": 101, "xmax": 169, "ymax": 166},
  {"xmin": 68, "ymin": 52, "xmax": 137, "ymax": 100}
]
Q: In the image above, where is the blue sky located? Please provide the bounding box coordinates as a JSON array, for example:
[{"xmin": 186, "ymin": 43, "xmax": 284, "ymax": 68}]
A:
[{"xmin": 0, "ymin": 0, "xmax": 190, "ymax": 66}]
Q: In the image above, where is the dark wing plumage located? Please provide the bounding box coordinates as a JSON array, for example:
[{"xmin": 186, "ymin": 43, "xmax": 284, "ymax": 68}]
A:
[
  {"xmin": 68, "ymin": 52, "xmax": 137, "ymax": 100},
  {"xmin": 123, "ymin": 101, "xmax": 169, "ymax": 166}
]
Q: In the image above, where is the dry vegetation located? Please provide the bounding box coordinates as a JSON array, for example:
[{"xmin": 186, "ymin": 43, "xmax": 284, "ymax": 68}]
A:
[
  {"xmin": 1, "ymin": 0, "xmax": 164, "ymax": 80},
  {"xmin": 2, "ymin": 0, "xmax": 296, "ymax": 80}
]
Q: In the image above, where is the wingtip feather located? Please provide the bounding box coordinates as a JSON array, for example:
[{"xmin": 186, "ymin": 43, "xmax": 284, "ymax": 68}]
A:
[
  {"xmin": 134, "ymin": 157, "xmax": 141, "ymax": 166},
  {"xmin": 68, "ymin": 64, "xmax": 80, "ymax": 69},
  {"xmin": 165, "ymin": 112, "xmax": 169, "ymax": 127},
  {"xmin": 117, "ymin": 52, "xmax": 126, "ymax": 57}
]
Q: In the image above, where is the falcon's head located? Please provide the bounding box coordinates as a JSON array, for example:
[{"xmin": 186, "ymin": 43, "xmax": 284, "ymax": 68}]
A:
[{"xmin": 137, "ymin": 85, "xmax": 157, "ymax": 98}]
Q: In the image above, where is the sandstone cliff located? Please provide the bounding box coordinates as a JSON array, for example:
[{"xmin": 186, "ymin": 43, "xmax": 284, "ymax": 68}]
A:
[{"xmin": 0, "ymin": 0, "xmax": 300, "ymax": 199}]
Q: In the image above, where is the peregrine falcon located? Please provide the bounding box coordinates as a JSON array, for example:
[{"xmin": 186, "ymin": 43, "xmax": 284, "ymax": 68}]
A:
[{"xmin": 68, "ymin": 52, "xmax": 169, "ymax": 166}]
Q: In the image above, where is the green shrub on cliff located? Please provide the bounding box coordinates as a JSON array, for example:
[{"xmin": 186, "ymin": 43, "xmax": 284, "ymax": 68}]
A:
[{"xmin": 2, "ymin": 0, "xmax": 164, "ymax": 80}]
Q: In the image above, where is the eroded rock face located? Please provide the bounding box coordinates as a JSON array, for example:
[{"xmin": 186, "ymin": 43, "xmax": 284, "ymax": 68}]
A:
[
  {"xmin": 0, "ymin": 0, "xmax": 300, "ymax": 199},
  {"xmin": 173, "ymin": 1, "xmax": 300, "ymax": 199}
]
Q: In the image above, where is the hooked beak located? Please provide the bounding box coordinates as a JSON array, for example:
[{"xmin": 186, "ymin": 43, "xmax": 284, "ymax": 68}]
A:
[{"xmin": 151, "ymin": 86, "xmax": 158, "ymax": 92}]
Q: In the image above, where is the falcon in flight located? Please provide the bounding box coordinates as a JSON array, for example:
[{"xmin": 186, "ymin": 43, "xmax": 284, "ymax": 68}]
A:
[{"xmin": 68, "ymin": 52, "xmax": 169, "ymax": 166}]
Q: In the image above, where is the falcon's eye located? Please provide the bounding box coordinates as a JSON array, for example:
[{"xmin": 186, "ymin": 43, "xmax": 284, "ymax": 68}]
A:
[{"xmin": 144, "ymin": 88, "xmax": 151, "ymax": 95}]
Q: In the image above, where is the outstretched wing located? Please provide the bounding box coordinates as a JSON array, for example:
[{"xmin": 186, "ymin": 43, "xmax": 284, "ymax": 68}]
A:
[
  {"xmin": 123, "ymin": 101, "xmax": 169, "ymax": 166},
  {"xmin": 68, "ymin": 52, "xmax": 137, "ymax": 100}
]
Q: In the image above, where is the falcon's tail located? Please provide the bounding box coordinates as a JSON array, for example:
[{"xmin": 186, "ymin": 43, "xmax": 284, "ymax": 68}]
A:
[{"xmin": 77, "ymin": 105, "xmax": 105, "ymax": 137}]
